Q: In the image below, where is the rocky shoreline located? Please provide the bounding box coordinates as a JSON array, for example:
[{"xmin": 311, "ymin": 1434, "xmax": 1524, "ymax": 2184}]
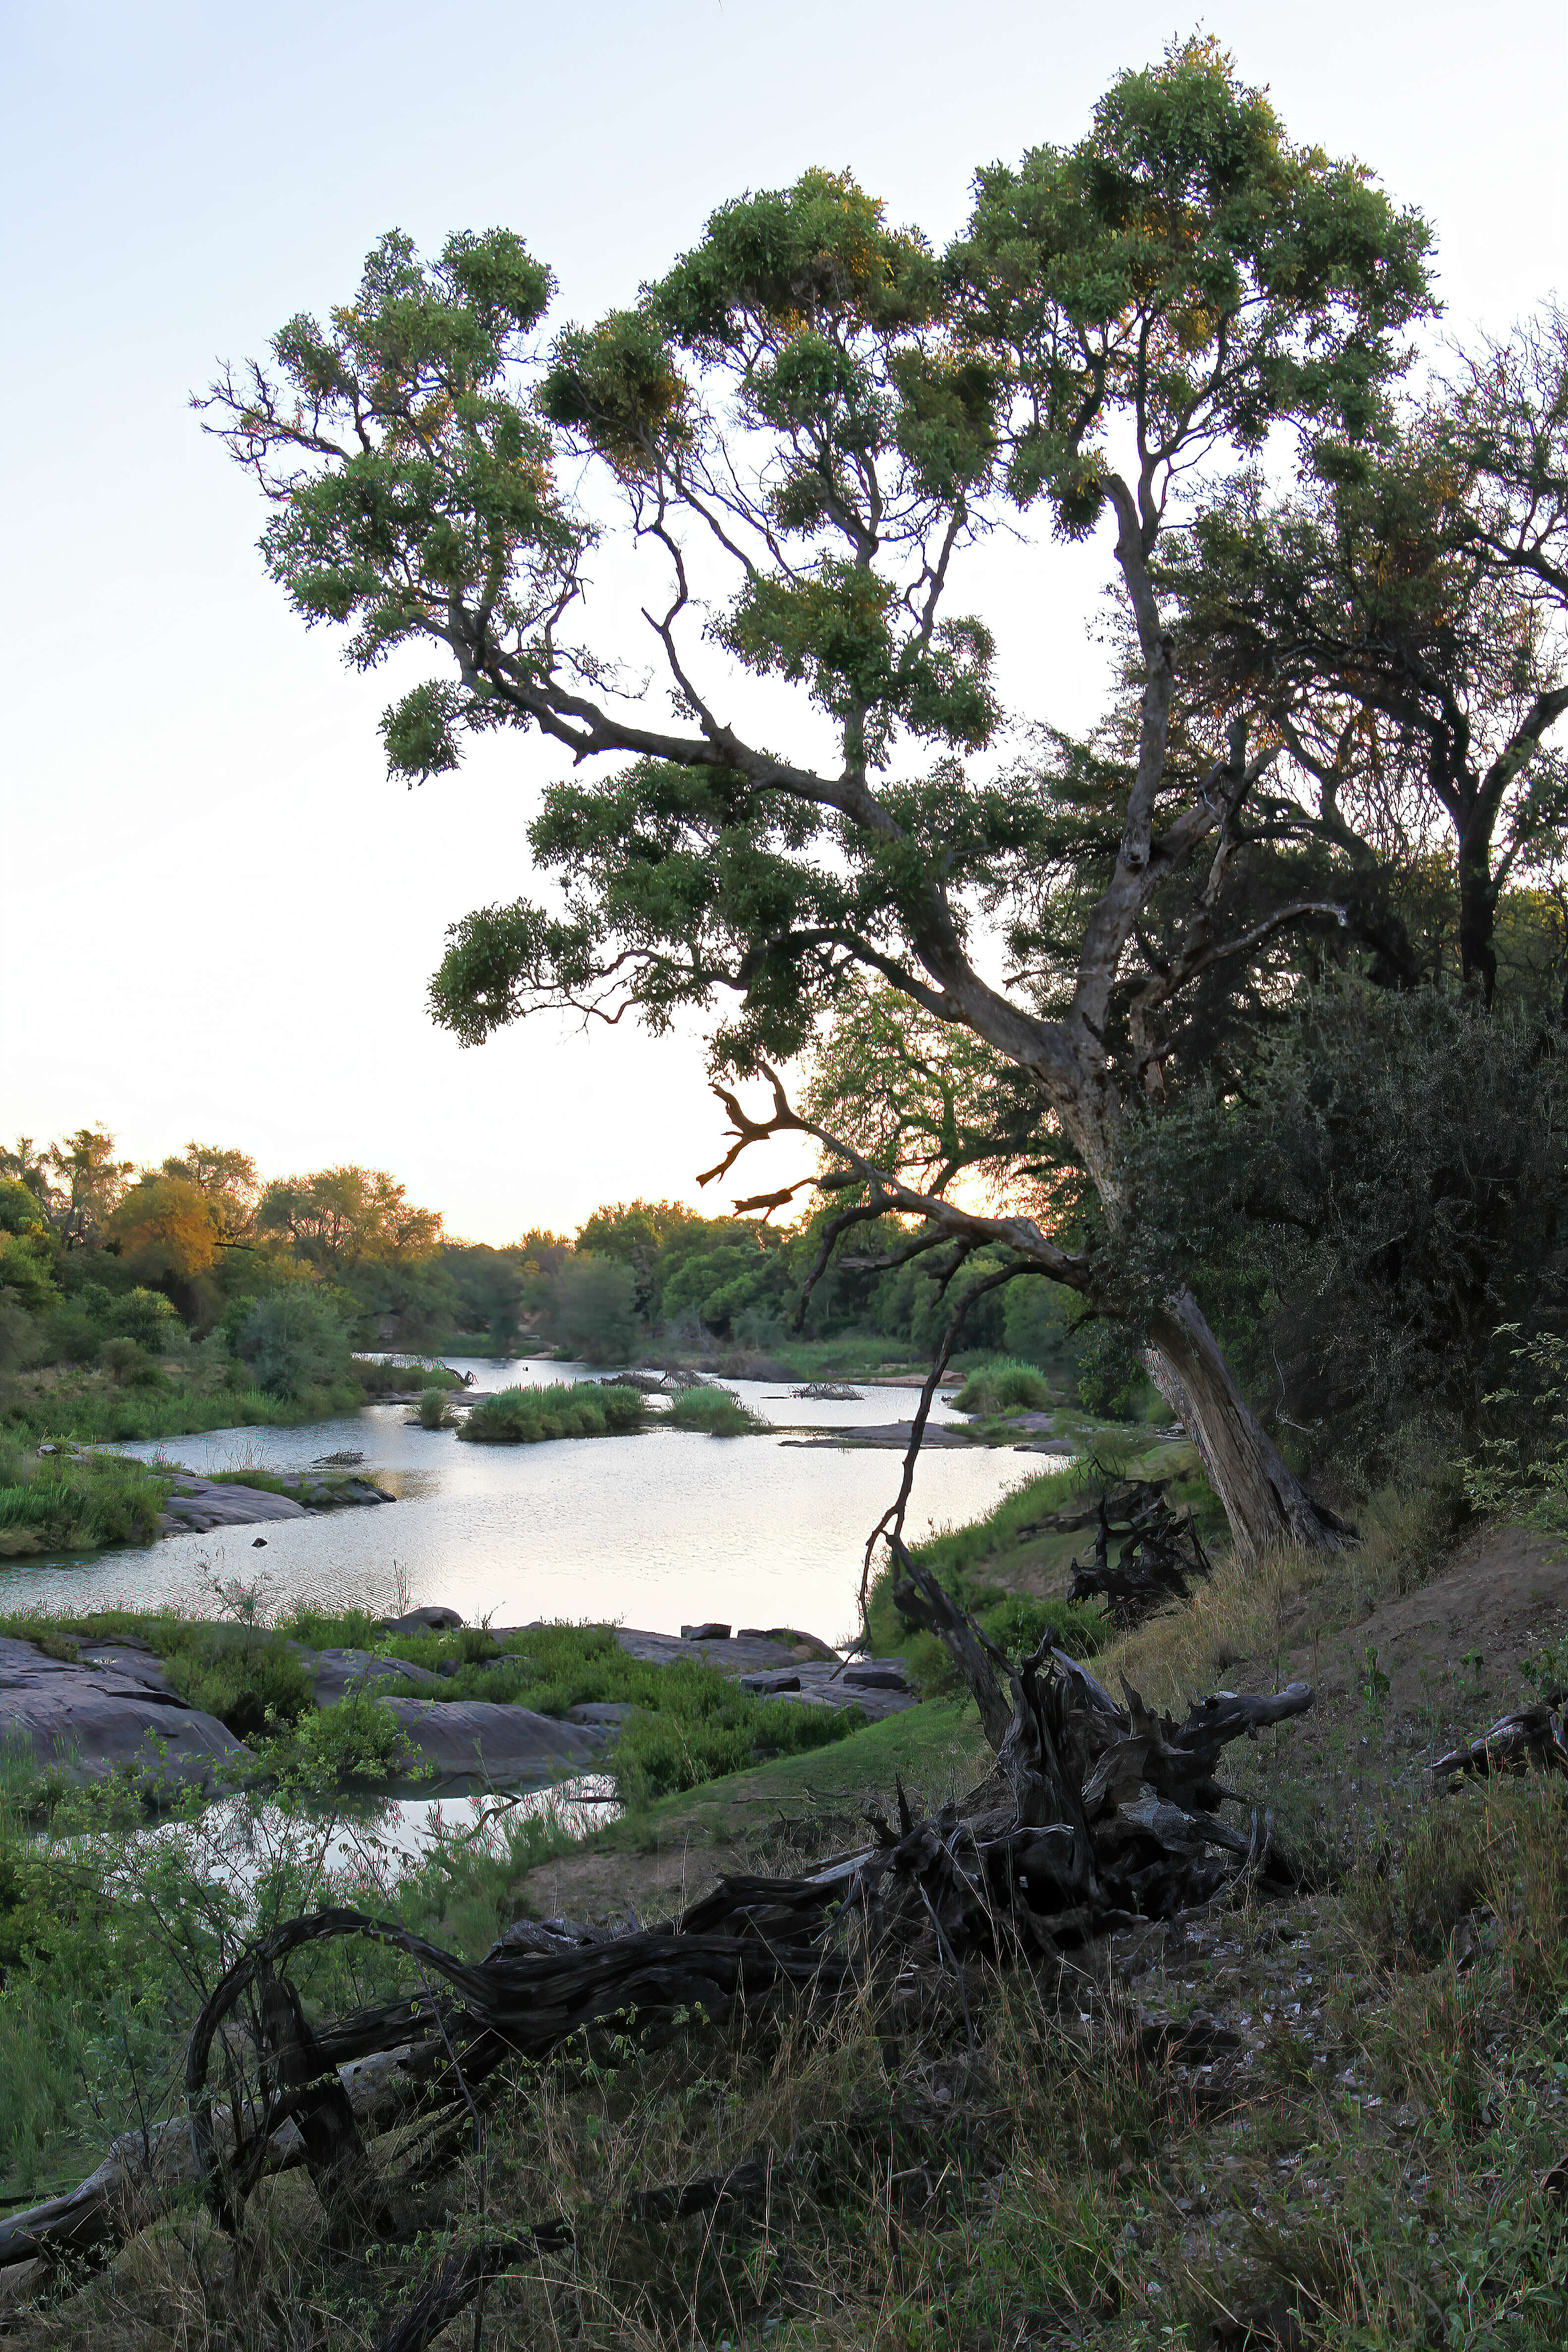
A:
[
  {"xmin": 0, "ymin": 1612, "xmax": 917, "ymax": 1797},
  {"xmin": 158, "ymin": 1468, "xmax": 395, "ymax": 1535}
]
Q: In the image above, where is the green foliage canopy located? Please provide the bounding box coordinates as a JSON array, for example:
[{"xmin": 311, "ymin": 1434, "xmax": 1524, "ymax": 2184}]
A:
[{"xmin": 207, "ymin": 42, "xmax": 1431, "ymax": 1111}]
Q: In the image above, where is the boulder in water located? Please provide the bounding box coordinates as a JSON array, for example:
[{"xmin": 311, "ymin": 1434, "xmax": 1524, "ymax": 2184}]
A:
[{"xmin": 379, "ymin": 1606, "xmax": 463, "ymax": 1634}]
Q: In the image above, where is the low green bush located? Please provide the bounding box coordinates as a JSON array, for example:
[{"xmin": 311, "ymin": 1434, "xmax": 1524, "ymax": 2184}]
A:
[
  {"xmin": 953, "ymin": 1358, "xmax": 1053, "ymax": 1417},
  {"xmin": 157, "ymin": 1625, "xmax": 316, "ymax": 1739},
  {"xmin": 666, "ymin": 1385, "xmax": 766, "ymax": 1437},
  {"xmin": 459, "ymin": 1381, "xmax": 645, "ymax": 1445},
  {"xmin": 285, "ymin": 1689, "xmax": 416, "ymax": 1784},
  {"xmin": 108, "ymin": 1288, "xmax": 184, "ymax": 1356},
  {"xmin": 38, "ymin": 1308, "xmax": 101, "ymax": 1366},
  {"xmin": 614, "ymin": 1684, "xmax": 860, "ymax": 1804},
  {"xmin": 100, "ymin": 1337, "xmax": 146, "ymax": 1385}
]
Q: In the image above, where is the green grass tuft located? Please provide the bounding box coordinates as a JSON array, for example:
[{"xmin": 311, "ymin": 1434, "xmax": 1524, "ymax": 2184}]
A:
[
  {"xmin": 665, "ymin": 1385, "xmax": 767, "ymax": 1437},
  {"xmin": 953, "ymin": 1357, "xmax": 1054, "ymax": 1416},
  {"xmin": 458, "ymin": 1380, "xmax": 645, "ymax": 1445}
]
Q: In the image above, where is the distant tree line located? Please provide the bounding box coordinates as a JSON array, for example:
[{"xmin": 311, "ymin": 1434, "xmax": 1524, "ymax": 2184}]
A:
[{"xmin": 0, "ymin": 1127, "xmax": 1100, "ymax": 1404}]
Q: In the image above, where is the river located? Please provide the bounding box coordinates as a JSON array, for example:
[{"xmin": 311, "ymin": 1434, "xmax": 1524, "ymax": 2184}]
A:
[{"xmin": 8, "ymin": 1363, "xmax": 1050, "ymax": 1645}]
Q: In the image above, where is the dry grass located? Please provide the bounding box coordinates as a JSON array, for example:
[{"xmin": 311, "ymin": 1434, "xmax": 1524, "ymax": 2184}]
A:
[{"xmin": 1102, "ymin": 1449, "xmax": 1469, "ymax": 1711}]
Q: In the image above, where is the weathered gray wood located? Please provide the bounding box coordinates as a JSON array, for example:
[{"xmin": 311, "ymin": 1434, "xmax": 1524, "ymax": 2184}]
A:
[{"xmin": 1431, "ymin": 1704, "xmax": 1568, "ymax": 1783}]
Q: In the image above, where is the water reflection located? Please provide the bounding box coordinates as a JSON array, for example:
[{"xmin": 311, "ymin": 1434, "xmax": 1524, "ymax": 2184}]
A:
[
  {"xmin": 93, "ymin": 1773, "xmax": 622, "ymax": 1911},
  {"xmin": 5, "ymin": 1360, "xmax": 1054, "ymax": 1643}
]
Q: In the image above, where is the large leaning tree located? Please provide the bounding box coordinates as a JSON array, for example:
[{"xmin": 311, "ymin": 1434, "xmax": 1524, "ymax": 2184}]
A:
[{"xmin": 205, "ymin": 40, "xmax": 1432, "ymax": 1558}]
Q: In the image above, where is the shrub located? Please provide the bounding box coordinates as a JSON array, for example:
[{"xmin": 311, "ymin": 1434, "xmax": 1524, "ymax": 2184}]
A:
[
  {"xmin": 158, "ymin": 1625, "xmax": 315, "ymax": 1738},
  {"xmin": 108, "ymin": 1288, "xmax": 184, "ymax": 1355},
  {"xmin": 666, "ymin": 1385, "xmax": 766, "ymax": 1436},
  {"xmin": 459, "ymin": 1381, "xmax": 645, "ymax": 1444},
  {"xmin": 99, "ymin": 1337, "xmax": 165, "ymax": 1389},
  {"xmin": 38, "ymin": 1306, "xmax": 101, "ymax": 1366},
  {"xmin": 954, "ymin": 1358, "xmax": 1052, "ymax": 1416},
  {"xmin": 236, "ymin": 1289, "xmax": 354, "ymax": 1401},
  {"xmin": 287, "ymin": 1689, "xmax": 415, "ymax": 1784}
]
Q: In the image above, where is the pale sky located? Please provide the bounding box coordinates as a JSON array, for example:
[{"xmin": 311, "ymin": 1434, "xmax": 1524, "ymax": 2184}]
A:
[{"xmin": 3, "ymin": 0, "xmax": 1565, "ymax": 1242}]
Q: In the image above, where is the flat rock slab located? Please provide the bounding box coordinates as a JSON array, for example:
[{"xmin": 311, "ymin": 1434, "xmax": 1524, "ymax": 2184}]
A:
[
  {"xmin": 739, "ymin": 1656, "xmax": 917, "ymax": 1722},
  {"xmin": 605, "ymin": 1628, "xmax": 813, "ymax": 1673},
  {"xmin": 158, "ymin": 1473, "xmax": 393, "ymax": 1537},
  {"xmin": 778, "ymin": 1420, "xmax": 974, "ymax": 1450},
  {"xmin": 161, "ymin": 1479, "xmax": 310, "ymax": 1533},
  {"xmin": 294, "ymin": 1648, "xmax": 443, "ymax": 1705},
  {"xmin": 376, "ymin": 1697, "xmax": 604, "ymax": 1783},
  {"xmin": 0, "ymin": 1635, "xmax": 248, "ymax": 1790},
  {"xmin": 70, "ymin": 1640, "xmax": 180, "ymax": 1698}
]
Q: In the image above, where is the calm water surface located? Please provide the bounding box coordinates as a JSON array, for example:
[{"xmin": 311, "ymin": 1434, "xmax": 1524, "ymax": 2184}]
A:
[{"xmin": 9, "ymin": 1362, "xmax": 1046, "ymax": 1645}]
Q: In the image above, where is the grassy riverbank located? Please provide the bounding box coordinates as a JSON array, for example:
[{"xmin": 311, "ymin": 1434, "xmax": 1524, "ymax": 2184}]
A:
[
  {"xmin": 1, "ymin": 1357, "xmax": 464, "ymax": 1454},
  {"xmin": 0, "ymin": 1440, "xmax": 173, "ymax": 1558}
]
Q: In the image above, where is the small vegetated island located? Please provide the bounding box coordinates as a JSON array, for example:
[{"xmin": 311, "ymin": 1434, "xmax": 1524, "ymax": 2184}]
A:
[{"xmin": 456, "ymin": 1379, "xmax": 767, "ymax": 1443}]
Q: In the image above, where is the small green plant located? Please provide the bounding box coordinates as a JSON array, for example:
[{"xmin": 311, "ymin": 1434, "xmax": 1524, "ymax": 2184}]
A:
[
  {"xmin": 1362, "ymin": 1645, "xmax": 1391, "ymax": 1711},
  {"xmin": 412, "ymin": 1384, "xmax": 459, "ymax": 1430},
  {"xmin": 286, "ymin": 1688, "xmax": 415, "ymax": 1783},
  {"xmin": 1524, "ymin": 1635, "xmax": 1568, "ymax": 1702}
]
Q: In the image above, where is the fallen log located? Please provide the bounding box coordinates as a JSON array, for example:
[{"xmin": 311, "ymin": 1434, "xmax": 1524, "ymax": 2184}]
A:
[
  {"xmin": 0, "ymin": 2041, "xmax": 431, "ymax": 2281},
  {"xmin": 173, "ymin": 1554, "xmax": 1310, "ymax": 2226},
  {"xmin": 1430, "ymin": 1704, "xmax": 1568, "ymax": 1784}
]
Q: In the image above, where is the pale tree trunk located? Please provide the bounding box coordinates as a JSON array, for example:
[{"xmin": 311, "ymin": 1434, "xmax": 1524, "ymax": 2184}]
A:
[{"xmin": 1141, "ymin": 1290, "xmax": 1349, "ymax": 1558}]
